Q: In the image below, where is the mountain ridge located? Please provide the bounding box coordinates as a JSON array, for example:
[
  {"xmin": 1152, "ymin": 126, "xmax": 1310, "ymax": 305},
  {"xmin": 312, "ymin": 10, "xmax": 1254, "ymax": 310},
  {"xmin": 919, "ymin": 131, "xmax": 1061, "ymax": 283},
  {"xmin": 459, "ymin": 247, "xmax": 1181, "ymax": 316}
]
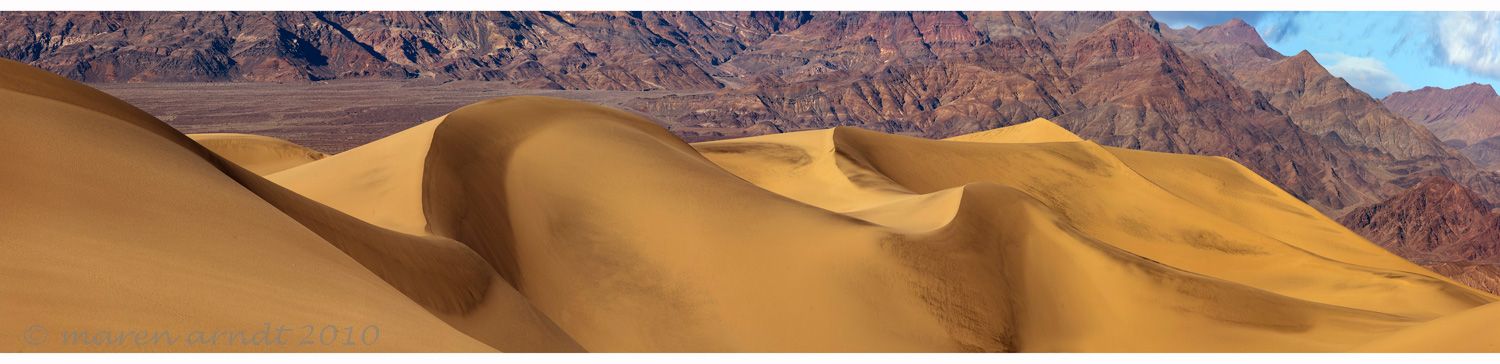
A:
[
  {"xmin": 8, "ymin": 11, "xmax": 1500, "ymax": 294},
  {"xmin": 1383, "ymin": 82, "xmax": 1500, "ymax": 170}
]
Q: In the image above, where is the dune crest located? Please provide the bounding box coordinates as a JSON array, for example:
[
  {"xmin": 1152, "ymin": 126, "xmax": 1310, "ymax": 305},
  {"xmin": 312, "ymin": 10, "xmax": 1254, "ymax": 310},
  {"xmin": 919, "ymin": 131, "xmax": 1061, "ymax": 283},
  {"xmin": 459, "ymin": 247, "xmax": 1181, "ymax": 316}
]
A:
[
  {"xmin": 0, "ymin": 59, "xmax": 578, "ymax": 353},
  {"xmin": 1, "ymin": 58, "xmax": 1495, "ymax": 352},
  {"xmin": 189, "ymin": 133, "xmax": 328, "ymax": 175},
  {"xmin": 268, "ymin": 119, "xmax": 443, "ymax": 235},
  {"xmin": 943, "ymin": 118, "xmax": 1085, "ymax": 143}
]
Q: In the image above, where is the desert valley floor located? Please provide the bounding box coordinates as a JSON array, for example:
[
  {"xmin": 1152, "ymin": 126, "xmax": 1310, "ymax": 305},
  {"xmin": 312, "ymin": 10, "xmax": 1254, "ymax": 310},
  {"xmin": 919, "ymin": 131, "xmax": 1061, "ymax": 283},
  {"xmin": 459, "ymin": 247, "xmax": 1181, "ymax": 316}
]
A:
[
  {"xmin": 91, "ymin": 81, "xmax": 745, "ymax": 154},
  {"xmin": 4, "ymin": 57, "xmax": 1500, "ymax": 352}
]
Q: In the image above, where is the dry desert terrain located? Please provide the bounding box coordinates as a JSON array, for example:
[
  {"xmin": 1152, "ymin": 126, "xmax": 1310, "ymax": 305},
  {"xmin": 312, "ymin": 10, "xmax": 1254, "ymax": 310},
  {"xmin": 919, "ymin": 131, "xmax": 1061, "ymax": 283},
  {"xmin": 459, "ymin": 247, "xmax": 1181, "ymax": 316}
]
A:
[{"xmin": 2, "ymin": 58, "xmax": 1499, "ymax": 352}]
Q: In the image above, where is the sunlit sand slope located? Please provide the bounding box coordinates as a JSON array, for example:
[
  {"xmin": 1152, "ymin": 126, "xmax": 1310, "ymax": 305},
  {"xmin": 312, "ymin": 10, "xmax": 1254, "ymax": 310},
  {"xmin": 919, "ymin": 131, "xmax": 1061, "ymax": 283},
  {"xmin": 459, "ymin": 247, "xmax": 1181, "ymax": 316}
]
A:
[
  {"xmin": 1, "ymin": 58, "xmax": 1495, "ymax": 352},
  {"xmin": 189, "ymin": 133, "xmax": 327, "ymax": 175},
  {"xmin": 268, "ymin": 120, "xmax": 442, "ymax": 235},
  {"xmin": 1354, "ymin": 302, "xmax": 1500, "ymax": 352},
  {"xmin": 0, "ymin": 59, "xmax": 577, "ymax": 353},
  {"xmin": 943, "ymin": 118, "xmax": 1084, "ymax": 143},
  {"xmin": 693, "ymin": 122, "xmax": 1495, "ymax": 351}
]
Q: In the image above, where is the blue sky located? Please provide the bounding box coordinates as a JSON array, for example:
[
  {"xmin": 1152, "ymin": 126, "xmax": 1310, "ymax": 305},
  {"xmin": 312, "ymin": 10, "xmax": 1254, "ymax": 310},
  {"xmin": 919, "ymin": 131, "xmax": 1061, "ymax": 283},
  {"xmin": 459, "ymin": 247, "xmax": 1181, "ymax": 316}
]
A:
[{"xmin": 1151, "ymin": 11, "xmax": 1500, "ymax": 98}]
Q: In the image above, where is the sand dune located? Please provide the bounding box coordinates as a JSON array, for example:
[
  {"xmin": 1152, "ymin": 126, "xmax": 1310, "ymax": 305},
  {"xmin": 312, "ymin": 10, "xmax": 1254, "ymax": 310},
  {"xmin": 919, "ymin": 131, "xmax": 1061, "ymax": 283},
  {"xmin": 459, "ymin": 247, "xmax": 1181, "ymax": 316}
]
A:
[
  {"xmin": 943, "ymin": 118, "xmax": 1085, "ymax": 143},
  {"xmin": 0, "ymin": 59, "xmax": 575, "ymax": 353},
  {"xmin": 189, "ymin": 133, "xmax": 327, "ymax": 175},
  {"xmin": 1, "ymin": 57, "xmax": 1496, "ymax": 352},
  {"xmin": 1354, "ymin": 302, "xmax": 1500, "ymax": 352},
  {"xmin": 267, "ymin": 119, "xmax": 443, "ymax": 235},
  {"xmin": 0, "ymin": 60, "xmax": 496, "ymax": 352}
]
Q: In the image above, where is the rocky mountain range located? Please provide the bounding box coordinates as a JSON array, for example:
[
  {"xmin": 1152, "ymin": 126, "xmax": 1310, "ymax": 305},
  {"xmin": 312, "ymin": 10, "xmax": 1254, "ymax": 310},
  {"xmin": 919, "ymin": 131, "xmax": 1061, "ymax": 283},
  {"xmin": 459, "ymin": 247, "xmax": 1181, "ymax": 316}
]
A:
[
  {"xmin": 1340, "ymin": 177, "xmax": 1500, "ymax": 264},
  {"xmin": 1166, "ymin": 19, "xmax": 1488, "ymax": 206},
  {"xmin": 1384, "ymin": 83, "xmax": 1500, "ymax": 170},
  {"xmin": 4, "ymin": 10, "xmax": 1499, "ymax": 292},
  {"xmin": 1339, "ymin": 177, "xmax": 1500, "ymax": 293}
]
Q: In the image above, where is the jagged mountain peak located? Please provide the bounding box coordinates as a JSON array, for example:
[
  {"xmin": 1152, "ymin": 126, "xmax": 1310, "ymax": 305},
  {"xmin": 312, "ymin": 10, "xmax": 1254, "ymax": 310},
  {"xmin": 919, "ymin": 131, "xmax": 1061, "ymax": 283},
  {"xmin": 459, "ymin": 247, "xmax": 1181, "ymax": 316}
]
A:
[
  {"xmin": 1455, "ymin": 82, "xmax": 1499, "ymax": 97},
  {"xmin": 1196, "ymin": 17, "xmax": 1270, "ymax": 49}
]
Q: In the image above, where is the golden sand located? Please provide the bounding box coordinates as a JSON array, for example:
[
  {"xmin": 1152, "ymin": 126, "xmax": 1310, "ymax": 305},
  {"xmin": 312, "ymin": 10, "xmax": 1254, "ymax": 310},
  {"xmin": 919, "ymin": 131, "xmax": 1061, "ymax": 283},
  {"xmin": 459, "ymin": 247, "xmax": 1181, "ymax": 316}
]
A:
[
  {"xmin": 188, "ymin": 133, "xmax": 327, "ymax": 175},
  {"xmin": 0, "ymin": 58, "xmax": 1494, "ymax": 352}
]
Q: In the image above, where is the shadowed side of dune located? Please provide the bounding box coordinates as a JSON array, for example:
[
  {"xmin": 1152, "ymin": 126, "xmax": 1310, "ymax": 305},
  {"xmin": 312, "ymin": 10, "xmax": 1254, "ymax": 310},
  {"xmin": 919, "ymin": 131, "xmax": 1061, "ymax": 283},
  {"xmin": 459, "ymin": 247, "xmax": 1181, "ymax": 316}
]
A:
[
  {"xmin": 889, "ymin": 182, "xmax": 1421, "ymax": 351},
  {"xmin": 0, "ymin": 59, "xmax": 495, "ymax": 352},
  {"xmin": 398, "ymin": 97, "xmax": 1487, "ymax": 351},
  {"xmin": 0, "ymin": 59, "xmax": 580, "ymax": 353},
  {"xmin": 698, "ymin": 122, "xmax": 1496, "ymax": 351},
  {"xmin": 414, "ymin": 97, "xmax": 976, "ymax": 351},
  {"xmin": 8, "ymin": 52, "xmax": 1500, "ymax": 353},
  {"xmin": 222, "ymin": 160, "xmax": 582, "ymax": 352},
  {"xmin": 827, "ymin": 126, "xmax": 1492, "ymax": 319}
]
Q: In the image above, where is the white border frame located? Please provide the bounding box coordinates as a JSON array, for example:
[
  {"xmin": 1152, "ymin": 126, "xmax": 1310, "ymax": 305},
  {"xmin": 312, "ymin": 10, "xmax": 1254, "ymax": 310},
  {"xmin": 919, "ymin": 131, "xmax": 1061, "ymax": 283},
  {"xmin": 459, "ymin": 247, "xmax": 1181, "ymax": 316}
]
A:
[{"xmin": 3, "ymin": 1, "xmax": 1499, "ymax": 361}]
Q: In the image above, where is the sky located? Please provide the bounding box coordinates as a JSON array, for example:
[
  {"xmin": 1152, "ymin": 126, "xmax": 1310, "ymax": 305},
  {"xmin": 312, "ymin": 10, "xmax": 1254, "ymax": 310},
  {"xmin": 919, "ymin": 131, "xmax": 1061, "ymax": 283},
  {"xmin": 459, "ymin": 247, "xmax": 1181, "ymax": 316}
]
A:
[{"xmin": 1151, "ymin": 11, "xmax": 1500, "ymax": 98}]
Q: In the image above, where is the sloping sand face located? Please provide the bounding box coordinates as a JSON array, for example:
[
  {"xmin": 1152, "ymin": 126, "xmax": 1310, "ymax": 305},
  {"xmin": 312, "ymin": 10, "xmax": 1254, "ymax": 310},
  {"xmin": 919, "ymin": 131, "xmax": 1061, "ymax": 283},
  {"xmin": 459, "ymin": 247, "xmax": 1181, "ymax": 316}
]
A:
[
  {"xmin": 268, "ymin": 119, "xmax": 443, "ymax": 235},
  {"xmin": 0, "ymin": 61, "xmax": 498, "ymax": 352},
  {"xmin": 1, "ymin": 58, "xmax": 1495, "ymax": 352},
  {"xmin": 0, "ymin": 59, "xmax": 576, "ymax": 353},
  {"xmin": 1353, "ymin": 301, "xmax": 1500, "ymax": 352},
  {"xmin": 188, "ymin": 133, "xmax": 328, "ymax": 175},
  {"xmin": 697, "ymin": 125, "xmax": 1493, "ymax": 351}
]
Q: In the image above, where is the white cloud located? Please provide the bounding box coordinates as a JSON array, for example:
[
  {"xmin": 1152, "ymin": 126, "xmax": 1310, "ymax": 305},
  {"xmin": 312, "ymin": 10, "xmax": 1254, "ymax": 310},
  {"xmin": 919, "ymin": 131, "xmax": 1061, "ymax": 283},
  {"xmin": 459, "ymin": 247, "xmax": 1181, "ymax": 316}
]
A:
[
  {"xmin": 1318, "ymin": 52, "xmax": 1411, "ymax": 98},
  {"xmin": 1438, "ymin": 12, "xmax": 1500, "ymax": 79}
]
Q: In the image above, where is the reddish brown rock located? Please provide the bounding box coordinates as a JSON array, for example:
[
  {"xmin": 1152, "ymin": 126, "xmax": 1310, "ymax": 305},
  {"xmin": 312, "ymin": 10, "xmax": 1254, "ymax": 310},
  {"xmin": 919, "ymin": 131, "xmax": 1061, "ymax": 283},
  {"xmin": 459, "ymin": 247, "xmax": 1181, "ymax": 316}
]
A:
[
  {"xmin": 1338, "ymin": 177, "xmax": 1500, "ymax": 264},
  {"xmin": 1049, "ymin": 18, "xmax": 1382, "ymax": 211},
  {"xmin": 4, "ymin": 11, "xmax": 1493, "ymax": 215},
  {"xmin": 1383, "ymin": 83, "xmax": 1500, "ymax": 170},
  {"xmin": 1240, "ymin": 51, "xmax": 1456, "ymax": 162},
  {"xmin": 1170, "ymin": 19, "xmax": 1491, "ymax": 213},
  {"xmin": 1339, "ymin": 176, "xmax": 1500, "ymax": 295},
  {"xmin": 1164, "ymin": 17, "xmax": 1282, "ymax": 71},
  {"xmin": 15, "ymin": 10, "xmax": 1500, "ymax": 295},
  {"xmin": 0, "ymin": 11, "xmax": 729, "ymax": 90},
  {"xmin": 1423, "ymin": 262, "xmax": 1500, "ymax": 295}
]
